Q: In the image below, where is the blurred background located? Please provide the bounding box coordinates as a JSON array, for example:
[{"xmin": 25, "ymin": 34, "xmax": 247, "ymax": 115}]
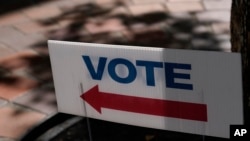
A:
[{"xmin": 0, "ymin": 0, "xmax": 231, "ymax": 140}]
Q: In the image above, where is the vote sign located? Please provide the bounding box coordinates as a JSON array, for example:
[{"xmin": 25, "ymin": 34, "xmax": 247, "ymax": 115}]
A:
[{"xmin": 48, "ymin": 40, "xmax": 243, "ymax": 138}]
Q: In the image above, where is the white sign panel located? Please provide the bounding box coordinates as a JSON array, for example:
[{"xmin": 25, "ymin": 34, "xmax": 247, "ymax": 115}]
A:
[{"xmin": 48, "ymin": 40, "xmax": 243, "ymax": 138}]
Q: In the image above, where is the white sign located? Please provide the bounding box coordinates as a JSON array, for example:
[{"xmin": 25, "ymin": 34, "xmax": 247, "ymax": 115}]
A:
[{"xmin": 48, "ymin": 40, "xmax": 243, "ymax": 138}]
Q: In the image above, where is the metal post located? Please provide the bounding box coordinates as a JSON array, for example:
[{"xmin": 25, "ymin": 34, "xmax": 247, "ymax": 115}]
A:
[{"xmin": 80, "ymin": 83, "xmax": 93, "ymax": 141}]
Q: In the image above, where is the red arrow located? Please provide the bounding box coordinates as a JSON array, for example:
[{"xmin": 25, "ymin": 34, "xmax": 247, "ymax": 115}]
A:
[{"xmin": 81, "ymin": 85, "xmax": 207, "ymax": 122}]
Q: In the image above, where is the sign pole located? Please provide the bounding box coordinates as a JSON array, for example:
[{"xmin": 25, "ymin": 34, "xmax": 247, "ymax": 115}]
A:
[{"xmin": 80, "ymin": 83, "xmax": 93, "ymax": 141}]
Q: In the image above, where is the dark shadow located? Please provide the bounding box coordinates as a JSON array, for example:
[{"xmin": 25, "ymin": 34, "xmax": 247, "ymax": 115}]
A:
[
  {"xmin": 29, "ymin": 84, "xmax": 57, "ymax": 111},
  {"xmin": 22, "ymin": 55, "xmax": 52, "ymax": 84},
  {"xmin": 0, "ymin": 66, "xmax": 16, "ymax": 84},
  {"xmin": 126, "ymin": 12, "xmax": 169, "ymax": 25},
  {"xmin": 88, "ymin": 118, "xmax": 229, "ymax": 141},
  {"xmin": 0, "ymin": 0, "xmax": 53, "ymax": 14}
]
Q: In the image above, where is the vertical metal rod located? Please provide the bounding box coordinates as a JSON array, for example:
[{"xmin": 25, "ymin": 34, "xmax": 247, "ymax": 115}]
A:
[
  {"xmin": 86, "ymin": 116, "xmax": 93, "ymax": 141},
  {"xmin": 80, "ymin": 83, "xmax": 93, "ymax": 141}
]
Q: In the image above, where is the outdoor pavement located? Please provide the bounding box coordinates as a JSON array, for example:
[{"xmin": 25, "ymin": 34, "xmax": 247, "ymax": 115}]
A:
[{"xmin": 0, "ymin": 0, "xmax": 232, "ymax": 140}]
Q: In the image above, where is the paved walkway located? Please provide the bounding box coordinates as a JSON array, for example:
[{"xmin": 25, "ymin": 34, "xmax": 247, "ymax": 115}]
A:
[{"xmin": 0, "ymin": 0, "xmax": 231, "ymax": 140}]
